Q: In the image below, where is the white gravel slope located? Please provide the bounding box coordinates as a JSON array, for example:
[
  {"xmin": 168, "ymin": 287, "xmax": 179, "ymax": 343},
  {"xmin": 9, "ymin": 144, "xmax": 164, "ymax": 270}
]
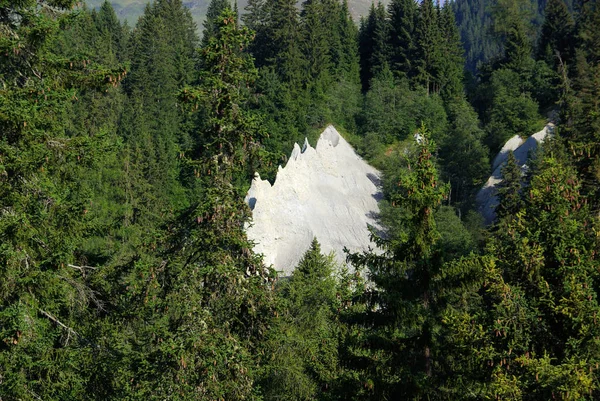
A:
[{"xmin": 245, "ymin": 125, "xmax": 382, "ymax": 276}]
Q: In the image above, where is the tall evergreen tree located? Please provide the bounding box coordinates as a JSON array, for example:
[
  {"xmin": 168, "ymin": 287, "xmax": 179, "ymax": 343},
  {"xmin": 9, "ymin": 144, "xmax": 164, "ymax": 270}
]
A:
[
  {"xmin": 300, "ymin": 0, "xmax": 332, "ymax": 90},
  {"xmin": 496, "ymin": 151, "xmax": 523, "ymax": 220},
  {"xmin": 119, "ymin": 0, "xmax": 198, "ymax": 230},
  {"xmin": 414, "ymin": 0, "xmax": 442, "ymax": 94},
  {"xmin": 260, "ymin": 239, "xmax": 342, "ymax": 400},
  {"xmin": 202, "ymin": 0, "xmax": 230, "ymax": 47},
  {"xmin": 93, "ymin": 1, "xmax": 128, "ymax": 65},
  {"xmin": 563, "ymin": 2, "xmax": 600, "ymax": 209},
  {"xmin": 491, "ymin": 0, "xmax": 536, "ymax": 73},
  {"xmin": 0, "ymin": 0, "xmax": 124, "ymax": 397},
  {"xmin": 537, "ymin": 0, "xmax": 575, "ymax": 66},
  {"xmin": 243, "ymin": 0, "xmax": 269, "ymax": 66},
  {"xmin": 388, "ymin": 0, "xmax": 417, "ymax": 77},
  {"xmin": 358, "ymin": 3, "xmax": 389, "ymax": 91},
  {"xmin": 346, "ymin": 126, "xmax": 450, "ymax": 399},
  {"xmin": 439, "ymin": 98, "xmax": 489, "ymax": 205},
  {"xmin": 337, "ymin": 0, "xmax": 361, "ymax": 81},
  {"xmin": 104, "ymin": 9, "xmax": 275, "ymax": 398},
  {"xmin": 438, "ymin": 3, "xmax": 466, "ymax": 101},
  {"xmin": 443, "ymin": 144, "xmax": 600, "ymax": 400}
]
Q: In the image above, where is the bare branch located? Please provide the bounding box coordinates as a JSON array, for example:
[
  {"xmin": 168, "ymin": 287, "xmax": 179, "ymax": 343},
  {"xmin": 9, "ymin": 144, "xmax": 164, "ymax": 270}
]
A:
[
  {"xmin": 39, "ymin": 309, "xmax": 78, "ymax": 339},
  {"xmin": 67, "ymin": 264, "xmax": 97, "ymax": 272}
]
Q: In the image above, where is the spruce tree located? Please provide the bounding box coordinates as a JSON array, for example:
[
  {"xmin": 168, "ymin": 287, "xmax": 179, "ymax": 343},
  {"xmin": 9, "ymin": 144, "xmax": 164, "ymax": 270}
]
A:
[
  {"xmin": 93, "ymin": 1, "xmax": 128, "ymax": 65},
  {"xmin": 537, "ymin": 0, "xmax": 575, "ymax": 66},
  {"xmin": 261, "ymin": 239, "xmax": 342, "ymax": 400},
  {"xmin": 564, "ymin": 2, "xmax": 600, "ymax": 207},
  {"xmin": 438, "ymin": 3, "xmax": 466, "ymax": 101},
  {"xmin": 266, "ymin": 0, "xmax": 304, "ymax": 85},
  {"xmin": 0, "ymin": 0, "xmax": 125, "ymax": 397},
  {"xmin": 119, "ymin": 0, "xmax": 198, "ymax": 231},
  {"xmin": 358, "ymin": 6, "xmax": 376, "ymax": 91},
  {"xmin": 300, "ymin": 0, "xmax": 332, "ymax": 90},
  {"xmin": 202, "ymin": 0, "xmax": 230, "ymax": 47},
  {"xmin": 439, "ymin": 98, "xmax": 489, "ymax": 205},
  {"xmin": 346, "ymin": 126, "xmax": 450, "ymax": 399},
  {"xmin": 491, "ymin": 0, "xmax": 535, "ymax": 74},
  {"xmin": 443, "ymin": 144, "xmax": 600, "ymax": 400},
  {"xmin": 388, "ymin": 0, "xmax": 417, "ymax": 78},
  {"xmin": 496, "ymin": 151, "xmax": 523, "ymax": 220},
  {"xmin": 338, "ymin": 0, "xmax": 361, "ymax": 82},
  {"xmin": 414, "ymin": 0, "xmax": 443, "ymax": 95},
  {"xmin": 358, "ymin": 3, "xmax": 390, "ymax": 91},
  {"xmin": 106, "ymin": 9, "xmax": 275, "ymax": 399},
  {"xmin": 242, "ymin": 0, "xmax": 269, "ymax": 66}
]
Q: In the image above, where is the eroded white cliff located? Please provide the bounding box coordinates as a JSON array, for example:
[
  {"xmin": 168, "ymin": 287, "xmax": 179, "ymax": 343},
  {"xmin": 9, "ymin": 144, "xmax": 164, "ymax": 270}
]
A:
[
  {"xmin": 245, "ymin": 125, "xmax": 381, "ymax": 275},
  {"xmin": 477, "ymin": 123, "xmax": 554, "ymax": 224}
]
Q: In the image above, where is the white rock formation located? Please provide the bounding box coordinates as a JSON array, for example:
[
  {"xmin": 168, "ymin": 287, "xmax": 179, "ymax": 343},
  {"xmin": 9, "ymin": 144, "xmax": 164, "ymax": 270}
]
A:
[
  {"xmin": 477, "ymin": 123, "xmax": 554, "ymax": 224},
  {"xmin": 245, "ymin": 125, "xmax": 382, "ymax": 276}
]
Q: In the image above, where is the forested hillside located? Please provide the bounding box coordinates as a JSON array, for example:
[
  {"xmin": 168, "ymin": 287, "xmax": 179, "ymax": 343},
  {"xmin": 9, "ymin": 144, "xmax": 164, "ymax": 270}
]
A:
[
  {"xmin": 2, "ymin": 0, "xmax": 600, "ymax": 399},
  {"xmin": 85, "ymin": 0, "xmax": 389, "ymax": 33},
  {"xmin": 452, "ymin": 0, "xmax": 576, "ymax": 72}
]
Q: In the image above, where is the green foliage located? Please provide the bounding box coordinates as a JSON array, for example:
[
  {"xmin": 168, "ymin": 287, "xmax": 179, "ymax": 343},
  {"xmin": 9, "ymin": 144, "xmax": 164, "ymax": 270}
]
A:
[
  {"xmin": 360, "ymin": 69, "xmax": 448, "ymax": 146},
  {"xmin": 358, "ymin": 2, "xmax": 389, "ymax": 91},
  {"xmin": 388, "ymin": 0, "xmax": 417, "ymax": 77},
  {"xmin": 452, "ymin": 0, "xmax": 503, "ymax": 73},
  {"xmin": 481, "ymin": 67, "xmax": 541, "ymax": 153},
  {"xmin": 439, "ymin": 98, "xmax": 490, "ymax": 204},
  {"xmin": 261, "ymin": 239, "xmax": 342, "ymax": 401},
  {"xmin": 3, "ymin": 0, "xmax": 600, "ymax": 399},
  {"xmin": 538, "ymin": 0, "xmax": 575, "ymax": 66},
  {"xmin": 443, "ymin": 144, "xmax": 600, "ymax": 400},
  {"xmin": 496, "ymin": 151, "xmax": 523, "ymax": 220},
  {"xmin": 345, "ymin": 126, "xmax": 451, "ymax": 399},
  {"xmin": 0, "ymin": 0, "xmax": 125, "ymax": 398},
  {"xmin": 202, "ymin": 0, "xmax": 230, "ymax": 47},
  {"xmin": 414, "ymin": 0, "xmax": 442, "ymax": 95}
]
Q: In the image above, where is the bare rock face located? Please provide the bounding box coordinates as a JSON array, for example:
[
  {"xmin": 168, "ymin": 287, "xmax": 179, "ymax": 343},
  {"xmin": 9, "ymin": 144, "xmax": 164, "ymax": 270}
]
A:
[
  {"xmin": 245, "ymin": 125, "xmax": 382, "ymax": 275},
  {"xmin": 477, "ymin": 123, "xmax": 554, "ymax": 224}
]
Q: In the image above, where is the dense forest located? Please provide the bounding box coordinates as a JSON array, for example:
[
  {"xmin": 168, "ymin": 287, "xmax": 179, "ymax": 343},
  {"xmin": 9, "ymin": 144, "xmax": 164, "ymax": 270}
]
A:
[{"xmin": 1, "ymin": 0, "xmax": 600, "ymax": 399}]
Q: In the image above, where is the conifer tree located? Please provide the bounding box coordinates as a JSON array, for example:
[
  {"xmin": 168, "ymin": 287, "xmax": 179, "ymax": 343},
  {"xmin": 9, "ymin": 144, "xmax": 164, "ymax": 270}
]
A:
[
  {"xmin": 93, "ymin": 1, "xmax": 128, "ymax": 65},
  {"xmin": 119, "ymin": 0, "xmax": 197, "ymax": 230},
  {"xmin": 106, "ymin": 9, "xmax": 275, "ymax": 399},
  {"xmin": 388, "ymin": 0, "xmax": 417, "ymax": 77},
  {"xmin": 301, "ymin": 0, "xmax": 332, "ymax": 90},
  {"xmin": 268, "ymin": 0, "xmax": 304, "ymax": 85},
  {"xmin": 242, "ymin": 0, "xmax": 269, "ymax": 66},
  {"xmin": 358, "ymin": 3, "xmax": 389, "ymax": 91},
  {"xmin": 261, "ymin": 239, "xmax": 342, "ymax": 400},
  {"xmin": 491, "ymin": 0, "xmax": 535, "ymax": 74},
  {"xmin": 496, "ymin": 151, "xmax": 523, "ymax": 220},
  {"xmin": 439, "ymin": 98, "xmax": 489, "ymax": 204},
  {"xmin": 438, "ymin": 3, "xmax": 466, "ymax": 101},
  {"xmin": 0, "ymin": 0, "xmax": 125, "ymax": 397},
  {"xmin": 538, "ymin": 0, "xmax": 575, "ymax": 66},
  {"xmin": 346, "ymin": 126, "xmax": 450, "ymax": 399},
  {"xmin": 202, "ymin": 0, "xmax": 230, "ymax": 47},
  {"xmin": 564, "ymin": 2, "xmax": 600, "ymax": 206},
  {"xmin": 443, "ymin": 145, "xmax": 600, "ymax": 400},
  {"xmin": 338, "ymin": 0, "xmax": 361, "ymax": 81},
  {"xmin": 414, "ymin": 0, "xmax": 442, "ymax": 95}
]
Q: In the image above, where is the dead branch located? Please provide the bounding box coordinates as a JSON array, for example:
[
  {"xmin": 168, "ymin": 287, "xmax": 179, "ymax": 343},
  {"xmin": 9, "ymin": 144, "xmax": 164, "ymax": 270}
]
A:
[{"xmin": 39, "ymin": 309, "xmax": 78, "ymax": 340}]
